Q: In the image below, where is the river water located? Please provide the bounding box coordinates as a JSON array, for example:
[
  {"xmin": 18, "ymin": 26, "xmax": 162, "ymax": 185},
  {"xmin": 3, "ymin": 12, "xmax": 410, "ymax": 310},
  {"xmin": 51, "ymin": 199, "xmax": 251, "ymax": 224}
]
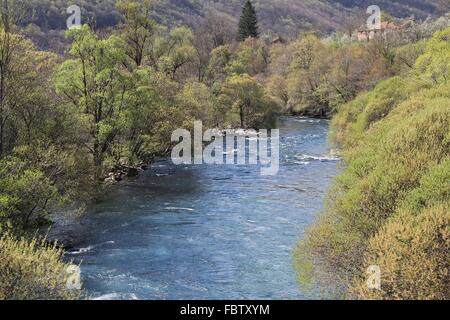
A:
[{"xmin": 69, "ymin": 117, "xmax": 339, "ymax": 300}]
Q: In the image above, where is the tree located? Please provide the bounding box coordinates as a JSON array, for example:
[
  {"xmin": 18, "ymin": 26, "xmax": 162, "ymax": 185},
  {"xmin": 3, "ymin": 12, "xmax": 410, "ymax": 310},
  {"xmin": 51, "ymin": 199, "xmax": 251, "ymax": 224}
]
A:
[
  {"xmin": 218, "ymin": 74, "xmax": 274, "ymax": 128},
  {"xmin": 0, "ymin": 4, "xmax": 93, "ymax": 233},
  {"xmin": 0, "ymin": 1, "xmax": 59, "ymax": 156},
  {"xmin": 286, "ymin": 35, "xmax": 332, "ymax": 116},
  {"xmin": 193, "ymin": 14, "xmax": 235, "ymax": 82},
  {"xmin": 118, "ymin": 68, "xmax": 180, "ymax": 162},
  {"xmin": 176, "ymin": 82, "xmax": 215, "ymax": 126},
  {"xmin": 205, "ymin": 45, "xmax": 234, "ymax": 87},
  {"xmin": 227, "ymin": 37, "xmax": 269, "ymax": 76},
  {"xmin": 116, "ymin": 0, "xmax": 156, "ymax": 68},
  {"xmin": 55, "ymin": 26, "xmax": 129, "ymax": 182},
  {"xmin": 238, "ymin": 0, "xmax": 258, "ymax": 41},
  {"xmin": 156, "ymin": 27, "xmax": 196, "ymax": 80},
  {"xmin": 0, "ymin": 0, "xmax": 18, "ymax": 156},
  {"xmin": 0, "ymin": 154, "xmax": 57, "ymax": 230}
]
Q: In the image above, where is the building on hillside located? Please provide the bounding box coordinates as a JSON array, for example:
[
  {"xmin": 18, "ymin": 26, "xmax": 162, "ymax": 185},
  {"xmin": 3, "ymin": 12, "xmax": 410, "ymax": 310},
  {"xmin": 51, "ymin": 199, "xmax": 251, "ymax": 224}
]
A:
[{"xmin": 356, "ymin": 20, "xmax": 412, "ymax": 41}]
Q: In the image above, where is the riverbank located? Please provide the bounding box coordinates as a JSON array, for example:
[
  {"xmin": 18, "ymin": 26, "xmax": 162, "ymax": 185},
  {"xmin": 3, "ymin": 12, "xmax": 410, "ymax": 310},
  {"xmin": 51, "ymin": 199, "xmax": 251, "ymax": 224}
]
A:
[{"xmin": 296, "ymin": 27, "xmax": 450, "ymax": 300}]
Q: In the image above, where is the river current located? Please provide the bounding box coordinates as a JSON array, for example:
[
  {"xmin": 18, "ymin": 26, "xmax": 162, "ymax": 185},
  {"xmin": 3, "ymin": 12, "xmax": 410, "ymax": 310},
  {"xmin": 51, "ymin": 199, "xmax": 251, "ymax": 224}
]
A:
[{"xmin": 69, "ymin": 117, "xmax": 339, "ymax": 300}]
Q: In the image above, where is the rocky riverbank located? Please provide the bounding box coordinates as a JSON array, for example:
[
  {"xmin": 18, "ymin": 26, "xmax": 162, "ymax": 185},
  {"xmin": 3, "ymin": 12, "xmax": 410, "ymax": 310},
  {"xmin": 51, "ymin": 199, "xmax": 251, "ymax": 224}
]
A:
[{"xmin": 104, "ymin": 164, "xmax": 150, "ymax": 183}]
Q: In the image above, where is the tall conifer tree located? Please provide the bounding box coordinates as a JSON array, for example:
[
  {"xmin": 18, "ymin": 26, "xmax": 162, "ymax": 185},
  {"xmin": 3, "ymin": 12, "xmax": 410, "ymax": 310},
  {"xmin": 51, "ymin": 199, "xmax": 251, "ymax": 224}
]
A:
[{"xmin": 238, "ymin": 0, "xmax": 259, "ymax": 41}]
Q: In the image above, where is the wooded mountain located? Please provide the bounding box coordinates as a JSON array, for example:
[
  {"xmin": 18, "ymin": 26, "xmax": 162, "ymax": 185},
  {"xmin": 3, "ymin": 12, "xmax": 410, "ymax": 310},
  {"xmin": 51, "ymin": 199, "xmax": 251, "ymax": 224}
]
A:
[{"xmin": 17, "ymin": 0, "xmax": 449, "ymax": 38}]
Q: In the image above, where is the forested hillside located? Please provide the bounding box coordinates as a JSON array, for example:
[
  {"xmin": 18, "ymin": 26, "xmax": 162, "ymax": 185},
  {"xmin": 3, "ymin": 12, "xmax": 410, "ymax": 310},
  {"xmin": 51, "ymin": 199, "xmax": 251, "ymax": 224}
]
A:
[
  {"xmin": 329, "ymin": 0, "xmax": 447, "ymax": 16},
  {"xmin": 17, "ymin": 0, "xmax": 449, "ymax": 43}
]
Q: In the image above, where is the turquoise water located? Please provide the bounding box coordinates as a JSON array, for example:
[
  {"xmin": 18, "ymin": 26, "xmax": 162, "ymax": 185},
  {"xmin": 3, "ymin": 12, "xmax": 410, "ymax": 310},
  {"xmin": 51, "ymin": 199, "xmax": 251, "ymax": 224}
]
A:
[{"xmin": 69, "ymin": 117, "xmax": 339, "ymax": 300}]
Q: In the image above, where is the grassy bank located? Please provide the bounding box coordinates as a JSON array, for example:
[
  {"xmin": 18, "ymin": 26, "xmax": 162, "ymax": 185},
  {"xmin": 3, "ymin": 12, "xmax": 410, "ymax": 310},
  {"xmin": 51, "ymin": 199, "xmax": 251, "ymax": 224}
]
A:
[{"xmin": 295, "ymin": 27, "xmax": 450, "ymax": 299}]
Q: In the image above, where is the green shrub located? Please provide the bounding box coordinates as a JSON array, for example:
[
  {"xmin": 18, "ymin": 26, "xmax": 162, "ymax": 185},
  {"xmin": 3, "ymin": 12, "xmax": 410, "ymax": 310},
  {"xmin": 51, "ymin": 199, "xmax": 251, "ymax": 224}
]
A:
[
  {"xmin": 400, "ymin": 159, "xmax": 450, "ymax": 214},
  {"xmin": 0, "ymin": 234, "xmax": 81, "ymax": 300},
  {"xmin": 0, "ymin": 157, "xmax": 57, "ymax": 232},
  {"xmin": 353, "ymin": 205, "xmax": 449, "ymax": 300},
  {"xmin": 415, "ymin": 27, "xmax": 450, "ymax": 85}
]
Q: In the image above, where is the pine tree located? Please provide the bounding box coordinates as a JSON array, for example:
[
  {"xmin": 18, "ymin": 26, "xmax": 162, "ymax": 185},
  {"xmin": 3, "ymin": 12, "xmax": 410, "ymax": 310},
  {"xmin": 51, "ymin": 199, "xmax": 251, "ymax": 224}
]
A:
[{"xmin": 238, "ymin": 0, "xmax": 259, "ymax": 41}]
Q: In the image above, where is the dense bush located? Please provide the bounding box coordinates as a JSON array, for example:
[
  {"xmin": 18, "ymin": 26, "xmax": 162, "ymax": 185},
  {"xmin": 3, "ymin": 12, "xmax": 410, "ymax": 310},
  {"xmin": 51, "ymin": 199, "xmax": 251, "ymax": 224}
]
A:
[
  {"xmin": 353, "ymin": 204, "xmax": 449, "ymax": 300},
  {"xmin": 0, "ymin": 234, "xmax": 80, "ymax": 300},
  {"xmin": 354, "ymin": 159, "xmax": 450, "ymax": 299}
]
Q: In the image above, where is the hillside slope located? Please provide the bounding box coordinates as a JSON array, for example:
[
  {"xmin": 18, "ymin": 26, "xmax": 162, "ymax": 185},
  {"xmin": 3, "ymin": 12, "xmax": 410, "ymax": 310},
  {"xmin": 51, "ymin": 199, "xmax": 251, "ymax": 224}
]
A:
[{"xmin": 19, "ymin": 0, "xmax": 447, "ymax": 37}]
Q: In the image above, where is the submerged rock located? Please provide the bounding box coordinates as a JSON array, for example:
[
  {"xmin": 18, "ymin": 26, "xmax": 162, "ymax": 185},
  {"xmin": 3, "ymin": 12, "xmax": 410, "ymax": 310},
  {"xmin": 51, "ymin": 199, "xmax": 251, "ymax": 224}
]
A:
[{"xmin": 126, "ymin": 167, "xmax": 139, "ymax": 177}]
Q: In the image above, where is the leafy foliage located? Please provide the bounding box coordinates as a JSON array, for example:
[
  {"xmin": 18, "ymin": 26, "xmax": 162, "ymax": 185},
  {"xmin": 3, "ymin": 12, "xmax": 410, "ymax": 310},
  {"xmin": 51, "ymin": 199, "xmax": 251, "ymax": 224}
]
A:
[
  {"xmin": 218, "ymin": 74, "xmax": 277, "ymax": 128},
  {"xmin": 0, "ymin": 233, "xmax": 80, "ymax": 300},
  {"xmin": 354, "ymin": 204, "xmax": 449, "ymax": 300}
]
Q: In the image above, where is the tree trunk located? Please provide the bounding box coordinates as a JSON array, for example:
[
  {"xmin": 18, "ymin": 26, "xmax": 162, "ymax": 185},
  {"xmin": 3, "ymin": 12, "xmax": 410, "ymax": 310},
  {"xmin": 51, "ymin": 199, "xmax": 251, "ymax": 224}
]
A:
[
  {"xmin": 240, "ymin": 104, "xmax": 245, "ymax": 128},
  {"xmin": 93, "ymin": 140, "xmax": 103, "ymax": 182},
  {"xmin": 0, "ymin": 119, "xmax": 3, "ymax": 156}
]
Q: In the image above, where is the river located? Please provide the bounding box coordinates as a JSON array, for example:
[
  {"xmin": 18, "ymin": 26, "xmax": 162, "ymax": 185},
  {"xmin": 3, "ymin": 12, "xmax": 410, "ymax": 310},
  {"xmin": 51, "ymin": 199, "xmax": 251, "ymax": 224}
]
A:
[{"xmin": 68, "ymin": 117, "xmax": 339, "ymax": 300}]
